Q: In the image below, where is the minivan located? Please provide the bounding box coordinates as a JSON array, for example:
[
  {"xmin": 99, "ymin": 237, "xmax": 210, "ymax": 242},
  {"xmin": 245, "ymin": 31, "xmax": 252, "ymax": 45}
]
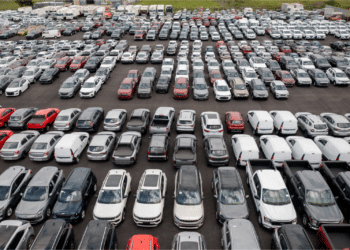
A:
[
  {"xmin": 269, "ymin": 110, "xmax": 298, "ymax": 135},
  {"xmin": 231, "ymin": 134, "xmax": 259, "ymax": 166},
  {"xmin": 314, "ymin": 136, "xmax": 350, "ymax": 164},
  {"xmin": 54, "ymin": 132, "xmax": 89, "ymax": 163},
  {"xmin": 247, "ymin": 110, "xmax": 274, "ymax": 135},
  {"xmin": 259, "ymin": 135, "xmax": 292, "ymax": 167},
  {"xmin": 42, "ymin": 30, "xmax": 61, "ymax": 39}
]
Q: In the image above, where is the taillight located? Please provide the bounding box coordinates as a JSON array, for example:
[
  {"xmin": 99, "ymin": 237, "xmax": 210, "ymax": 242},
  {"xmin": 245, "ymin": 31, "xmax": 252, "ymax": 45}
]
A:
[
  {"xmin": 90, "ymin": 121, "xmax": 94, "ymax": 126},
  {"xmin": 271, "ymin": 155, "xmax": 274, "ymax": 160},
  {"xmin": 256, "ymin": 125, "xmax": 259, "ymax": 131},
  {"xmin": 147, "ymin": 150, "xmax": 150, "ymax": 155},
  {"xmin": 149, "ymin": 126, "xmax": 151, "ymax": 130},
  {"xmin": 166, "ymin": 127, "xmax": 169, "ymax": 132},
  {"xmin": 204, "ymin": 129, "xmax": 209, "ymax": 132},
  {"xmin": 218, "ymin": 129, "xmax": 223, "ymax": 132},
  {"xmin": 280, "ymin": 125, "xmax": 283, "ymax": 131},
  {"xmin": 238, "ymin": 155, "xmax": 241, "ymax": 162},
  {"xmin": 164, "ymin": 150, "xmax": 166, "ymax": 155}
]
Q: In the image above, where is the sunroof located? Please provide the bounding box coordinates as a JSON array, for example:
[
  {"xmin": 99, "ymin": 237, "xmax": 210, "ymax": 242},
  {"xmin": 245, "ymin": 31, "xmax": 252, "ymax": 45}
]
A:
[
  {"xmin": 207, "ymin": 114, "xmax": 217, "ymax": 119},
  {"xmin": 144, "ymin": 174, "xmax": 159, "ymax": 187},
  {"xmin": 105, "ymin": 175, "xmax": 122, "ymax": 187}
]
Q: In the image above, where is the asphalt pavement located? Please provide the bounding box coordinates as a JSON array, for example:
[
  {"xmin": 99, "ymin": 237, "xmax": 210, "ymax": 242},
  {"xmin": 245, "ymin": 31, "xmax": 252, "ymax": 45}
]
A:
[{"xmin": 1, "ymin": 29, "xmax": 349, "ymax": 250}]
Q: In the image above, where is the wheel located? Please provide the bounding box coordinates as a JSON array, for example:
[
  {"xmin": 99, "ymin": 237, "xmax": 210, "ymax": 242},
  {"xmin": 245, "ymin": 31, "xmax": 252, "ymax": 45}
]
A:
[
  {"xmin": 302, "ymin": 214, "xmax": 308, "ymax": 227},
  {"xmin": 5, "ymin": 206, "xmax": 12, "ymax": 218},
  {"xmin": 258, "ymin": 213, "xmax": 263, "ymax": 226},
  {"xmin": 122, "ymin": 209, "xmax": 126, "ymax": 221},
  {"xmin": 3, "ymin": 122, "xmax": 7, "ymax": 128},
  {"xmin": 75, "ymin": 156, "xmax": 79, "ymax": 163},
  {"xmin": 19, "ymin": 91, "xmax": 22, "ymax": 96},
  {"xmin": 246, "ymin": 177, "xmax": 250, "ymax": 187},
  {"xmin": 45, "ymin": 206, "xmax": 52, "ymax": 218},
  {"xmin": 45, "ymin": 125, "xmax": 50, "ymax": 132},
  {"xmin": 80, "ymin": 209, "xmax": 86, "ymax": 220},
  {"xmin": 303, "ymin": 129, "xmax": 309, "ymax": 138},
  {"xmin": 27, "ymin": 236, "xmax": 35, "ymax": 249},
  {"xmin": 271, "ymin": 240, "xmax": 276, "ymax": 249},
  {"xmin": 93, "ymin": 183, "xmax": 97, "ymax": 192}
]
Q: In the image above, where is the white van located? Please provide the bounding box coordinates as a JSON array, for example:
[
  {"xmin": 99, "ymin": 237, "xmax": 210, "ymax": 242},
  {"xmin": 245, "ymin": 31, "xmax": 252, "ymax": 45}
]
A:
[
  {"xmin": 231, "ymin": 134, "xmax": 259, "ymax": 166},
  {"xmin": 259, "ymin": 135, "xmax": 292, "ymax": 167},
  {"xmin": 247, "ymin": 110, "xmax": 274, "ymax": 135},
  {"xmin": 42, "ymin": 30, "xmax": 61, "ymax": 39},
  {"xmin": 269, "ymin": 110, "xmax": 298, "ymax": 135},
  {"xmin": 54, "ymin": 132, "xmax": 89, "ymax": 163},
  {"xmin": 314, "ymin": 136, "xmax": 350, "ymax": 164},
  {"xmin": 286, "ymin": 136, "xmax": 322, "ymax": 168}
]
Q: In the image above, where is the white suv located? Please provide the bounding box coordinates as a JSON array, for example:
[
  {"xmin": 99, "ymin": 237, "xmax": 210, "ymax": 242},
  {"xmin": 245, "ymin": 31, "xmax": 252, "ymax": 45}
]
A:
[
  {"xmin": 213, "ymin": 80, "xmax": 231, "ymax": 101},
  {"xmin": 200, "ymin": 111, "xmax": 224, "ymax": 137},
  {"xmin": 326, "ymin": 68, "xmax": 350, "ymax": 86},
  {"xmin": 93, "ymin": 169, "xmax": 131, "ymax": 224},
  {"xmin": 133, "ymin": 169, "xmax": 167, "ymax": 227}
]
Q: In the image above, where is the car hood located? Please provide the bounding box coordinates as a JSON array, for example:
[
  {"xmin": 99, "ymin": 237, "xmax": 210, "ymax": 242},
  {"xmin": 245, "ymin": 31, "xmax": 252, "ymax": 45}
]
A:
[
  {"xmin": 262, "ymin": 76, "xmax": 275, "ymax": 81},
  {"xmin": 53, "ymin": 201, "xmax": 80, "ymax": 215},
  {"xmin": 307, "ymin": 203, "xmax": 343, "ymax": 222},
  {"xmin": 174, "ymin": 202, "xmax": 204, "ymax": 221},
  {"xmin": 138, "ymin": 88, "xmax": 151, "ymax": 94},
  {"xmin": 6, "ymin": 87, "xmax": 20, "ymax": 92},
  {"xmin": 40, "ymin": 75, "xmax": 53, "ymax": 80},
  {"xmin": 218, "ymin": 202, "xmax": 249, "ymax": 219},
  {"xmin": 93, "ymin": 202, "xmax": 123, "ymax": 218},
  {"xmin": 263, "ymin": 203, "xmax": 296, "ymax": 221},
  {"xmin": 276, "ymin": 90, "xmax": 289, "ymax": 95},
  {"xmin": 133, "ymin": 202, "xmax": 163, "ymax": 218},
  {"xmin": 118, "ymin": 89, "xmax": 132, "ymax": 94},
  {"xmin": 16, "ymin": 199, "xmax": 46, "ymax": 215},
  {"xmin": 194, "ymin": 89, "xmax": 209, "ymax": 95},
  {"xmin": 216, "ymin": 90, "xmax": 231, "ymax": 95},
  {"xmin": 254, "ymin": 89, "xmax": 268, "ymax": 95},
  {"xmin": 59, "ymin": 87, "xmax": 74, "ymax": 93},
  {"xmin": 174, "ymin": 89, "xmax": 188, "ymax": 94},
  {"xmin": 234, "ymin": 89, "xmax": 249, "ymax": 95}
]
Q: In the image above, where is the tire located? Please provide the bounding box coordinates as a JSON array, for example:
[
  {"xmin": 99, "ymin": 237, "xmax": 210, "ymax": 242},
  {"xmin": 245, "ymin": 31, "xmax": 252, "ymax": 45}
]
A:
[
  {"xmin": 3, "ymin": 122, "xmax": 7, "ymax": 128},
  {"xmin": 122, "ymin": 209, "xmax": 126, "ymax": 221},
  {"xmin": 27, "ymin": 236, "xmax": 35, "ymax": 249},
  {"xmin": 258, "ymin": 213, "xmax": 263, "ymax": 226},
  {"xmin": 45, "ymin": 125, "xmax": 50, "ymax": 132},
  {"xmin": 93, "ymin": 183, "xmax": 97, "ymax": 192},
  {"xmin": 19, "ymin": 91, "xmax": 22, "ymax": 96},
  {"xmin": 246, "ymin": 177, "xmax": 250, "ymax": 187},
  {"xmin": 5, "ymin": 206, "xmax": 12, "ymax": 218},
  {"xmin": 271, "ymin": 240, "xmax": 276, "ymax": 249},
  {"xmin": 302, "ymin": 214, "xmax": 308, "ymax": 227},
  {"xmin": 75, "ymin": 156, "xmax": 79, "ymax": 163},
  {"xmin": 45, "ymin": 206, "xmax": 52, "ymax": 218}
]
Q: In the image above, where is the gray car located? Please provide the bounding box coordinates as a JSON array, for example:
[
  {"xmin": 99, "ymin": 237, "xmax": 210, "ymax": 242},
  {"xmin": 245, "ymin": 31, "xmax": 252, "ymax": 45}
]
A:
[
  {"xmin": 308, "ymin": 69, "xmax": 330, "ymax": 87},
  {"xmin": 112, "ymin": 131, "xmax": 141, "ymax": 165},
  {"xmin": 8, "ymin": 107, "xmax": 38, "ymax": 129},
  {"xmin": 95, "ymin": 67, "xmax": 111, "ymax": 84},
  {"xmin": 87, "ymin": 131, "xmax": 116, "ymax": 161},
  {"xmin": 172, "ymin": 232, "xmax": 207, "ymax": 250},
  {"xmin": 173, "ymin": 134, "xmax": 197, "ymax": 168},
  {"xmin": 0, "ymin": 166, "xmax": 33, "ymax": 221},
  {"xmin": 15, "ymin": 166, "xmax": 65, "ymax": 224},
  {"xmin": 53, "ymin": 108, "xmax": 81, "ymax": 131},
  {"xmin": 141, "ymin": 67, "xmax": 157, "ymax": 84},
  {"xmin": 0, "ymin": 220, "xmax": 35, "ymax": 250},
  {"xmin": 193, "ymin": 77, "xmax": 209, "ymax": 100},
  {"xmin": 22, "ymin": 67, "xmax": 42, "ymax": 84},
  {"xmin": 320, "ymin": 112, "xmax": 350, "ymax": 137},
  {"xmin": 58, "ymin": 76, "xmax": 82, "ymax": 98},
  {"xmin": 28, "ymin": 131, "xmax": 64, "ymax": 161},
  {"xmin": 213, "ymin": 167, "xmax": 249, "ymax": 224},
  {"xmin": 147, "ymin": 133, "xmax": 169, "ymax": 161},
  {"xmin": 290, "ymin": 69, "xmax": 312, "ymax": 86},
  {"xmin": 137, "ymin": 78, "xmax": 153, "ymax": 98},
  {"xmin": 204, "ymin": 136, "xmax": 229, "ymax": 166},
  {"xmin": 126, "ymin": 109, "xmax": 150, "ymax": 134},
  {"xmin": 256, "ymin": 67, "xmax": 275, "ymax": 86},
  {"xmin": 103, "ymin": 109, "xmax": 127, "ymax": 131},
  {"xmin": 74, "ymin": 69, "xmax": 90, "ymax": 83},
  {"xmin": 249, "ymin": 79, "xmax": 269, "ymax": 100},
  {"xmin": 0, "ymin": 131, "xmax": 40, "ymax": 161},
  {"xmin": 295, "ymin": 112, "xmax": 329, "ymax": 138},
  {"xmin": 221, "ymin": 219, "xmax": 260, "ymax": 250}
]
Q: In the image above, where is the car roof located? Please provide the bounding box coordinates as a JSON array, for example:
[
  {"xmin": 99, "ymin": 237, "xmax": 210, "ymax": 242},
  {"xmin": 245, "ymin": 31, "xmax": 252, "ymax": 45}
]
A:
[
  {"xmin": 150, "ymin": 134, "xmax": 167, "ymax": 147},
  {"xmin": 257, "ymin": 170, "xmax": 285, "ymax": 189},
  {"xmin": 208, "ymin": 137, "xmax": 225, "ymax": 150},
  {"xmin": 179, "ymin": 165, "xmax": 199, "ymax": 190},
  {"xmin": 0, "ymin": 166, "xmax": 25, "ymax": 186},
  {"xmin": 227, "ymin": 219, "xmax": 260, "ymax": 249},
  {"xmin": 218, "ymin": 167, "xmax": 241, "ymax": 189},
  {"xmin": 79, "ymin": 220, "xmax": 110, "ymax": 249},
  {"xmin": 142, "ymin": 169, "xmax": 162, "ymax": 188},
  {"xmin": 64, "ymin": 168, "xmax": 90, "ymax": 190},
  {"xmin": 281, "ymin": 225, "xmax": 314, "ymax": 249},
  {"xmin": 30, "ymin": 167, "xmax": 58, "ymax": 186},
  {"xmin": 32, "ymin": 219, "xmax": 66, "ymax": 249},
  {"xmin": 177, "ymin": 232, "xmax": 202, "ymax": 244}
]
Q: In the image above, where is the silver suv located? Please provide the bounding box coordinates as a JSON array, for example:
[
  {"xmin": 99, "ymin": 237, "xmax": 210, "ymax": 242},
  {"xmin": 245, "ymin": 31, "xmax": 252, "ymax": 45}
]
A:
[
  {"xmin": 320, "ymin": 112, "xmax": 350, "ymax": 137},
  {"xmin": 295, "ymin": 112, "xmax": 329, "ymax": 138},
  {"xmin": 172, "ymin": 232, "xmax": 207, "ymax": 250},
  {"xmin": 176, "ymin": 110, "xmax": 196, "ymax": 133}
]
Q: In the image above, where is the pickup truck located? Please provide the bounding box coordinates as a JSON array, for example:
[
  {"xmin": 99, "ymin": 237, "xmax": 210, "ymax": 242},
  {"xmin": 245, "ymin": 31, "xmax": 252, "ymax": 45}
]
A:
[
  {"xmin": 317, "ymin": 224, "xmax": 350, "ymax": 250},
  {"xmin": 320, "ymin": 161, "xmax": 350, "ymax": 222},
  {"xmin": 246, "ymin": 159, "xmax": 297, "ymax": 229},
  {"xmin": 112, "ymin": 132, "xmax": 141, "ymax": 165},
  {"xmin": 282, "ymin": 160, "xmax": 343, "ymax": 230},
  {"xmin": 149, "ymin": 107, "xmax": 175, "ymax": 134},
  {"xmin": 126, "ymin": 109, "xmax": 150, "ymax": 134},
  {"xmin": 173, "ymin": 134, "xmax": 197, "ymax": 168}
]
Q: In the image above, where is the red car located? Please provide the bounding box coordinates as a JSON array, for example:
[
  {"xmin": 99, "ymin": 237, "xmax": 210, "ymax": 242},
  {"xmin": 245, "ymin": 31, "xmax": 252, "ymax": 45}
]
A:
[
  {"xmin": 127, "ymin": 70, "xmax": 141, "ymax": 85},
  {"xmin": 97, "ymin": 26, "xmax": 107, "ymax": 35},
  {"xmin": 173, "ymin": 77, "xmax": 189, "ymax": 99},
  {"xmin": 225, "ymin": 111, "xmax": 244, "ymax": 133},
  {"xmin": 209, "ymin": 70, "xmax": 223, "ymax": 86},
  {"xmin": 0, "ymin": 108, "xmax": 16, "ymax": 127},
  {"xmin": 54, "ymin": 57, "xmax": 73, "ymax": 71},
  {"xmin": 134, "ymin": 30, "xmax": 146, "ymax": 41},
  {"xmin": 275, "ymin": 70, "xmax": 295, "ymax": 87},
  {"xmin": 95, "ymin": 39, "xmax": 106, "ymax": 46},
  {"xmin": 280, "ymin": 46, "xmax": 292, "ymax": 53},
  {"xmin": 52, "ymin": 52, "xmax": 67, "ymax": 61},
  {"xmin": 272, "ymin": 52, "xmax": 285, "ymax": 62},
  {"xmin": 242, "ymin": 46, "xmax": 253, "ymax": 55},
  {"xmin": 204, "ymin": 20, "xmax": 210, "ymax": 26},
  {"xmin": 70, "ymin": 56, "xmax": 88, "ymax": 71},
  {"xmin": 118, "ymin": 78, "xmax": 136, "ymax": 100},
  {"xmin": 0, "ymin": 130, "xmax": 14, "ymax": 150},
  {"xmin": 126, "ymin": 235, "xmax": 159, "ymax": 250},
  {"xmin": 94, "ymin": 21, "xmax": 103, "ymax": 28},
  {"xmin": 216, "ymin": 41, "xmax": 225, "ymax": 48},
  {"xmin": 10, "ymin": 59, "xmax": 30, "ymax": 69},
  {"xmin": 27, "ymin": 108, "xmax": 60, "ymax": 131}
]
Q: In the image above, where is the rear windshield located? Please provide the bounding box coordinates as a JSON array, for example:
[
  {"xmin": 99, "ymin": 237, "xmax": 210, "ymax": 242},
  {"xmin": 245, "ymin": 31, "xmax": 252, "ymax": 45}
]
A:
[
  {"xmin": 206, "ymin": 125, "xmax": 221, "ymax": 129},
  {"xmin": 338, "ymin": 123, "xmax": 350, "ymax": 128}
]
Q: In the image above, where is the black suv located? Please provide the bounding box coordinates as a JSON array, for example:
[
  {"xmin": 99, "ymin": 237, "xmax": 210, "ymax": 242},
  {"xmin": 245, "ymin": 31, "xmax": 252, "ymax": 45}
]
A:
[
  {"xmin": 31, "ymin": 219, "xmax": 75, "ymax": 250},
  {"xmin": 39, "ymin": 68, "xmax": 60, "ymax": 84},
  {"xmin": 76, "ymin": 107, "xmax": 104, "ymax": 132},
  {"xmin": 328, "ymin": 56, "xmax": 348, "ymax": 71},
  {"xmin": 84, "ymin": 56, "xmax": 102, "ymax": 73},
  {"xmin": 52, "ymin": 168, "xmax": 97, "ymax": 223},
  {"xmin": 77, "ymin": 220, "xmax": 117, "ymax": 250},
  {"xmin": 204, "ymin": 136, "xmax": 229, "ymax": 166},
  {"xmin": 309, "ymin": 54, "xmax": 331, "ymax": 71}
]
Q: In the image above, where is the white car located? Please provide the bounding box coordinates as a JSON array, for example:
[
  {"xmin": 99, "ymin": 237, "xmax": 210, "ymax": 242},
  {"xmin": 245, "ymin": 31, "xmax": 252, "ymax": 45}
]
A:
[
  {"xmin": 121, "ymin": 52, "xmax": 136, "ymax": 64},
  {"xmin": 22, "ymin": 67, "xmax": 42, "ymax": 84},
  {"xmin": 249, "ymin": 57, "xmax": 267, "ymax": 70},
  {"xmin": 192, "ymin": 59, "xmax": 204, "ymax": 71},
  {"xmin": 100, "ymin": 56, "xmax": 117, "ymax": 71},
  {"xmin": 213, "ymin": 79, "xmax": 231, "ymax": 101},
  {"xmin": 177, "ymin": 58, "xmax": 189, "ymax": 71},
  {"xmin": 0, "ymin": 56, "xmax": 16, "ymax": 68},
  {"xmin": 303, "ymin": 30, "xmax": 315, "ymax": 39},
  {"xmin": 175, "ymin": 65, "xmax": 189, "ymax": 81},
  {"xmin": 191, "ymin": 52, "xmax": 201, "ymax": 62},
  {"xmin": 208, "ymin": 59, "xmax": 220, "ymax": 71},
  {"xmin": 5, "ymin": 78, "xmax": 30, "ymax": 96},
  {"xmin": 168, "ymin": 40, "xmax": 177, "ymax": 48},
  {"xmin": 79, "ymin": 76, "xmax": 103, "ymax": 98},
  {"xmin": 292, "ymin": 30, "xmax": 303, "ymax": 39},
  {"xmin": 179, "ymin": 45, "xmax": 189, "ymax": 54},
  {"xmin": 222, "ymin": 60, "xmax": 235, "ymax": 72},
  {"xmin": 39, "ymin": 59, "xmax": 56, "ymax": 70},
  {"xmin": 93, "ymin": 169, "xmax": 131, "ymax": 224},
  {"xmin": 211, "ymin": 32, "xmax": 220, "ymax": 40},
  {"xmin": 160, "ymin": 67, "xmax": 172, "ymax": 79},
  {"xmin": 200, "ymin": 111, "xmax": 223, "ymax": 137},
  {"xmin": 193, "ymin": 40, "xmax": 202, "ymax": 48},
  {"xmin": 270, "ymin": 80, "xmax": 289, "ymax": 99},
  {"xmin": 315, "ymin": 30, "xmax": 326, "ymax": 39},
  {"xmin": 74, "ymin": 69, "xmax": 90, "ymax": 83},
  {"xmin": 296, "ymin": 58, "xmax": 315, "ymax": 71},
  {"xmin": 326, "ymin": 68, "xmax": 350, "ymax": 86},
  {"xmin": 162, "ymin": 58, "xmax": 174, "ymax": 71},
  {"xmin": 177, "ymin": 51, "xmax": 188, "ymax": 61},
  {"xmin": 244, "ymin": 29, "xmax": 256, "ymax": 39},
  {"xmin": 26, "ymin": 59, "xmax": 43, "ymax": 69},
  {"xmin": 242, "ymin": 67, "xmax": 258, "ymax": 84},
  {"xmin": 106, "ymin": 39, "xmax": 117, "ymax": 48},
  {"xmin": 37, "ymin": 52, "xmax": 53, "ymax": 60},
  {"xmin": 133, "ymin": 169, "xmax": 167, "ymax": 227},
  {"xmin": 110, "ymin": 50, "xmax": 123, "ymax": 62},
  {"xmin": 334, "ymin": 29, "xmax": 350, "ymax": 39},
  {"xmin": 205, "ymin": 52, "xmax": 215, "ymax": 62}
]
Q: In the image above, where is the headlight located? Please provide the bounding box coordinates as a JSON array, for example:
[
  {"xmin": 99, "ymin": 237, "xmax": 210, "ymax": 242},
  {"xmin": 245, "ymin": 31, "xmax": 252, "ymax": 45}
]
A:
[
  {"xmin": 264, "ymin": 216, "xmax": 271, "ymax": 223},
  {"xmin": 0, "ymin": 207, "xmax": 4, "ymax": 215},
  {"xmin": 292, "ymin": 218, "xmax": 297, "ymax": 223},
  {"xmin": 310, "ymin": 217, "xmax": 318, "ymax": 226},
  {"xmin": 36, "ymin": 209, "xmax": 44, "ymax": 217}
]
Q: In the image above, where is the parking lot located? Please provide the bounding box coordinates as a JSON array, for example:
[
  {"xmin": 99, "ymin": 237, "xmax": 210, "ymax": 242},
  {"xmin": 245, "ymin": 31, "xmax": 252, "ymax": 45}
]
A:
[{"xmin": 1, "ymin": 29, "xmax": 350, "ymax": 249}]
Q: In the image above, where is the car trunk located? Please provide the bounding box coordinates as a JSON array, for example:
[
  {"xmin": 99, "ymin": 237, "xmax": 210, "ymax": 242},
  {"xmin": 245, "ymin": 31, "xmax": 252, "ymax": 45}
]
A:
[
  {"xmin": 175, "ymin": 148, "xmax": 194, "ymax": 160},
  {"xmin": 114, "ymin": 144, "xmax": 133, "ymax": 157},
  {"xmin": 128, "ymin": 118, "xmax": 144, "ymax": 126}
]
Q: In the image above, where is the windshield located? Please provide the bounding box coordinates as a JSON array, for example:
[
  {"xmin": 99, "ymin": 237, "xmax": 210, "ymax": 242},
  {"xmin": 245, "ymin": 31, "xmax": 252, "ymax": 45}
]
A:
[
  {"xmin": 82, "ymin": 81, "xmax": 95, "ymax": 88},
  {"xmin": 275, "ymin": 85, "xmax": 287, "ymax": 90},
  {"xmin": 338, "ymin": 61, "xmax": 347, "ymax": 66},
  {"xmin": 246, "ymin": 72, "xmax": 257, "ymax": 78},
  {"xmin": 8, "ymin": 81, "xmax": 21, "ymax": 88},
  {"xmin": 23, "ymin": 186, "xmax": 47, "ymax": 201},
  {"xmin": 23, "ymin": 71, "xmax": 34, "ymax": 76},
  {"xmin": 98, "ymin": 190, "xmax": 122, "ymax": 204},
  {"xmin": 57, "ymin": 60, "xmax": 66, "ymax": 64},
  {"xmin": 120, "ymin": 84, "xmax": 131, "ymax": 89},
  {"xmin": 336, "ymin": 73, "xmax": 346, "ymax": 77},
  {"xmin": 31, "ymin": 142, "xmax": 47, "ymax": 150},
  {"xmin": 303, "ymin": 60, "xmax": 313, "ymax": 65},
  {"xmin": 102, "ymin": 60, "xmax": 112, "ymax": 64},
  {"xmin": 299, "ymin": 73, "xmax": 309, "ymax": 78},
  {"xmin": 217, "ymin": 85, "xmax": 229, "ymax": 91},
  {"xmin": 0, "ymin": 186, "xmax": 10, "ymax": 201},
  {"xmin": 282, "ymin": 73, "xmax": 293, "ymax": 79},
  {"xmin": 139, "ymin": 82, "xmax": 150, "ymax": 89},
  {"xmin": 176, "ymin": 190, "xmax": 201, "ymax": 205},
  {"xmin": 306, "ymin": 189, "xmax": 335, "ymax": 206},
  {"xmin": 56, "ymin": 116, "xmax": 69, "ymax": 121},
  {"xmin": 72, "ymin": 60, "xmax": 82, "ymax": 64},
  {"xmin": 262, "ymin": 188, "xmax": 290, "ymax": 205},
  {"xmin": 235, "ymin": 84, "xmax": 246, "ymax": 90},
  {"xmin": 220, "ymin": 188, "xmax": 245, "ymax": 205},
  {"xmin": 338, "ymin": 123, "xmax": 350, "ymax": 128},
  {"xmin": 255, "ymin": 85, "xmax": 266, "ymax": 90},
  {"xmin": 177, "ymin": 70, "xmax": 188, "ymax": 76},
  {"xmin": 137, "ymin": 189, "xmax": 161, "ymax": 204},
  {"xmin": 255, "ymin": 58, "xmax": 264, "ymax": 64},
  {"xmin": 316, "ymin": 73, "xmax": 326, "ymax": 78},
  {"xmin": 58, "ymin": 189, "xmax": 82, "ymax": 203},
  {"xmin": 61, "ymin": 81, "xmax": 75, "ymax": 88}
]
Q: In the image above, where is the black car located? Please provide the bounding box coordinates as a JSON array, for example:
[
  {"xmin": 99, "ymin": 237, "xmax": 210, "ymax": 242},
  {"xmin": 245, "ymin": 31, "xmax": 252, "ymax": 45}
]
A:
[
  {"xmin": 52, "ymin": 168, "xmax": 97, "ymax": 223},
  {"xmin": 330, "ymin": 41, "xmax": 345, "ymax": 51},
  {"xmin": 282, "ymin": 160, "xmax": 343, "ymax": 230},
  {"xmin": 266, "ymin": 59, "xmax": 281, "ymax": 73},
  {"xmin": 77, "ymin": 220, "xmax": 117, "ymax": 250},
  {"xmin": 156, "ymin": 75, "xmax": 170, "ymax": 93},
  {"xmin": 224, "ymin": 69, "xmax": 239, "ymax": 82},
  {"xmin": 328, "ymin": 56, "xmax": 348, "ymax": 71},
  {"xmin": 31, "ymin": 219, "xmax": 75, "ymax": 250},
  {"xmin": 39, "ymin": 68, "xmax": 60, "ymax": 84},
  {"xmin": 256, "ymin": 67, "xmax": 275, "ymax": 86},
  {"xmin": 7, "ymin": 66, "xmax": 27, "ymax": 79},
  {"xmin": 0, "ymin": 76, "xmax": 12, "ymax": 94},
  {"xmin": 76, "ymin": 107, "xmax": 104, "ymax": 132},
  {"xmin": 26, "ymin": 31, "xmax": 41, "ymax": 40},
  {"xmin": 111, "ymin": 30, "xmax": 123, "ymax": 40},
  {"xmin": 212, "ymin": 167, "xmax": 249, "ymax": 224},
  {"xmin": 63, "ymin": 28, "xmax": 77, "ymax": 36},
  {"xmin": 204, "ymin": 136, "xmax": 229, "ymax": 166},
  {"xmin": 271, "ymin": 224, "xmax": 315, "ymax": 250},
  {"xmin": 84, "ymin": 56, "xmax": 102, "ymax": 73},
  {"xmin": 106, "ymin": 27, "xmax": 116, "ymax": 36},
  {"xmin": 0, "ymin": 30, "xmax": 15, "ymax": 39}
]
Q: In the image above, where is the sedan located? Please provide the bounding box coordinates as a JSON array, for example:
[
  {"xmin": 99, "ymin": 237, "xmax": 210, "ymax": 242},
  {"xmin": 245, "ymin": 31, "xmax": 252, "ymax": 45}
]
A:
[
  {"xmin": 136, "ymin": 51, "xmax": 150, "ymax": 64},
  {"xmin": 103, "ymin": 109, "xmax": 127, "ymax": 131},
  {"xmin": 87, "ymin": 132, "xmax": 116, "ymax": 161},
  {"xmin": 54, "ymin": 108, "xmax": 81, "ymax": 131},
  {"xmin": 95, "ymin": 67, "xmax": 111, "ymax": 84},
  {"xmin": 39, "ymin": 68, "xmax": 60, "ymax": 84},
  {"xmin": 22, "ymin": 67, "xmax": 42, "ymax": 84},
  {"xmin": 100, "ymin": 56, "xmax": 116, "ymax": 71},
  {"xmin": 5, "ymin": 78, "xmax": 30, "ymax": 97},
  {"xmin": 39, "ymin": 59, "xmax": 56, "ymax": 70},
  {"xmin": 80, "ymin": 76, "xmax": 103, "ymax": 98},
  {"xmin": 0, "ymin": 76, "xmax": 12, "ymax": 94},
  {"xmin": 151, "ymin": 51, "xmax": 164, "ymax": 64},
  {"xmin": 121, "ymin": 52, "xmax": 136, "ymax": 64},
  {"xmin": 28, "ymin": 132, "xmax": 64, "ymax": 161}
]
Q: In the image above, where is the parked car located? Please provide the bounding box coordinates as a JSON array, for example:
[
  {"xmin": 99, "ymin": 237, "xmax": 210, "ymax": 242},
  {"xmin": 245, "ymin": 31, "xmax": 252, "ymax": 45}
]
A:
[
  {"xmin": 271, "ymin": 224, "xmax": 315, "ymax": 249},
  {"xmin": 87, "ymin": 132, "xmax": 116, "ymax": 161},
  {"xmin": 172, "ymin": 232, "xmax": 207, "ymax": 250},
  {"xmin": 27, "ymin": 108, "xmax": 60, "ymax": 131},
  {"xmin": 320, "ymin": 112, "xmax": 350, "ymax": 137},
  {"xmin": 8, "ymin": 107, "xmax": 37, "ymax": 130},
  {"xmin": 126, "ymin": 109, "xmax": 150, "ymax": 134},
  {"xmin": 54, "ymin": 108, "xmax": 81, "ymax": 131},
  {"xmin": 29, "ymin": 131, "xmax": 64, "ymax": 161},
  {"xmin": 0, "ymin": 220, "xmax": 35, "ymax": 249},
  {"xmin": 112, "ymin": 131, "xmax": 141, "ymax": 165},
  {"xmin": 147, "ymin": 134, "xmax": 169, "ymax": 161},
  {"xmin": 39, "ymin": 68, "xmax": 60, "ymax": 84},
  {"xmin": 76, "ymin": 107, "xmax": 104, "ymax": 132}
]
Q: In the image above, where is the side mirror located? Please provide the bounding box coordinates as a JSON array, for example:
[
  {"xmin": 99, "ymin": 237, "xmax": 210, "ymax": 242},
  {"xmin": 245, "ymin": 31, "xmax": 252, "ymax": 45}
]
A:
[
  {"xmin": 213, "ymin": 194, "xmax": 217, "ymax": 198},
  {"xmin": 246, "ymin": 195, "xmax": 249, "ymax": 198},
  {"xmin": 254, "ymin": 195, "xmax": 259, "ymax": 199}
]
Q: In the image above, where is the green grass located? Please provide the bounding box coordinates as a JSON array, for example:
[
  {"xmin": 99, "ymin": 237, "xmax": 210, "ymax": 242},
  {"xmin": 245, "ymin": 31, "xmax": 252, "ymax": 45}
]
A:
[
  {"xmin": 138, "ymin": 0, "xmax": 224, "ymax": 11},
  {"xmin": 0, "ymin": 0, "xmax": 21, "ymax": 11}
]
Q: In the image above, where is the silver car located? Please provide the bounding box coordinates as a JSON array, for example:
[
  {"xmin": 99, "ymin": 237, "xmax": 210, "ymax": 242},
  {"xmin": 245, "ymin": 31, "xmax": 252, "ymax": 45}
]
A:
[
  {"xmin": 290, "ymin": 69, "xmax": 312, "ymax": 86},
  {"xmin": 176, "ymin": 110, "xmax": 196, "ymax": 132},
  {"xmin": 295, "ymin": 112, "xmax": 329, "ymax": 138},
  {"xmin": 0, "ymin": 131, "xmax": 40, "ymax": 161},
  {"xmin": 53, "ymin": 108, "xmax": 81, "ymax": 131},
  {"xmin": 15, "ymin": 166, "xmax": 65, "ymax": 224},
  {"xmin": 0, "ymin": 166, "xmax": 33, "ymax": 221},
  {"xmin": 8, "ymin": 107, "xmax": 38, "ymax": 130},
  {"xmin": 103, "ymin": 109, "xmax": 127, "ymax": 131},
  {"xmin": 320, "ymin": 112, "xmax": 350, "ymax": 137},
  {"xmin": 28, "ymin": 131, "xmax": 64, "ymax": 161},
  {"xmin": 0, "ymin": 220, "xmax": 35, "ymax": 250},
  {"xmin": 172, "ymin": 232, "xmax": 207, "ymax": 250},
  {"xmin": 87, "ymin": 131, "xmax": 116, "ymax": 161},
  {"xmin": 74, "ymin": 69, "xmax": 90, "ymax": 83},
  {"xmin": 39, "ymin": 59, "xmax": 56, "ymax": 70},
  {"xmin": 22, "ymin": 67, "xmax": 42, "ymax": 84}
]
